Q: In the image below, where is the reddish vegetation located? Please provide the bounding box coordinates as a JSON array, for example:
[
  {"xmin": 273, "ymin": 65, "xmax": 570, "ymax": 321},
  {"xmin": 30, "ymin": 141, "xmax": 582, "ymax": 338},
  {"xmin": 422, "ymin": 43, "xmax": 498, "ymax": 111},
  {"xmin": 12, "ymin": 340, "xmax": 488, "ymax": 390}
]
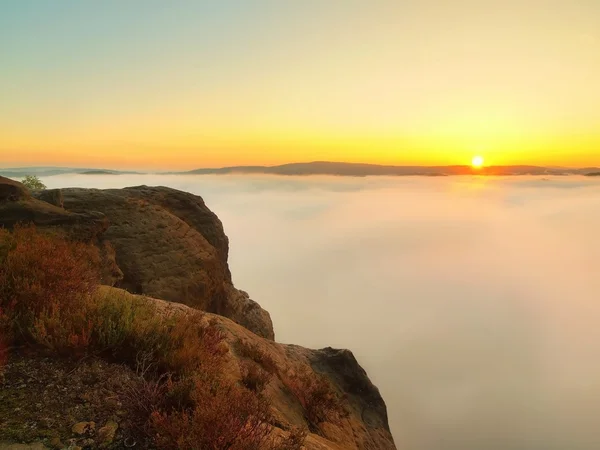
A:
[
  {"xmin": 0, "ymin": 225, "xmax": 99, "ymax": 352},
  {"xmin": 0, "ymin": 225, "xmax": 306, "ymax": 449},
  {"xmin": 285, "ymin": 370, "xmax": 346, "ymax": 431},
  {"xmin": 150, "ymin": 379, "xmax": 272, "ymax": 450}
]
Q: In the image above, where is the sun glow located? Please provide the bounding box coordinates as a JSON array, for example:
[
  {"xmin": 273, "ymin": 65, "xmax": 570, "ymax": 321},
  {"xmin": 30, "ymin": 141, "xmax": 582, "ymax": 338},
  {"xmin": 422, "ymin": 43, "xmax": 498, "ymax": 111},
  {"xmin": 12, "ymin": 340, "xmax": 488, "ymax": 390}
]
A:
[{"xmin": 471, "ymin": 156, "xmax": 485, "ymax": 168}]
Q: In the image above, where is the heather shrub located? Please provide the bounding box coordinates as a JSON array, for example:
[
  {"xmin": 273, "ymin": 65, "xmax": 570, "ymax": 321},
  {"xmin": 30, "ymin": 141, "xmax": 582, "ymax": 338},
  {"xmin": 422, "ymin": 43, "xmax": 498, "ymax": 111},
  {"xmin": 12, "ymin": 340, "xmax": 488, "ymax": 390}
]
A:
[
  {"xmin": 0, "ymin": 224, "xmax": 99, "ymax": 351},
  {"xmin": 150, "ymin": 377, "xmax": 272, "ymax": 450},
  {"xmin": 157, "ymin": 313, "xmax": 227, "ymax": 376}
]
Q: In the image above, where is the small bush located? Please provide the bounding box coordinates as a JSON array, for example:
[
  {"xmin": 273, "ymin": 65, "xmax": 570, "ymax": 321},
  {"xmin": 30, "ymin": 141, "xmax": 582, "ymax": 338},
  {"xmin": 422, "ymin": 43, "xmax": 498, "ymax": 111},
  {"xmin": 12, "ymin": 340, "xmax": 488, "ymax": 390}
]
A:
[
  {"xmin": 164, "ymin": 314, "xmax": 226, "ymax": 374},
  {"xmin": 20, "ymin": 175, "xmax": 46, "ymax": 190},
  {"xmin": 285, "ymin": 371, "xmax": 345, "ymax": 431},
  {"xmin": 235, "ymin": 339, "xmax": 277, "ymax": 374},
  {"xmin": 240, "ymin": 360, "xmax": 272, "ymax": 393}
]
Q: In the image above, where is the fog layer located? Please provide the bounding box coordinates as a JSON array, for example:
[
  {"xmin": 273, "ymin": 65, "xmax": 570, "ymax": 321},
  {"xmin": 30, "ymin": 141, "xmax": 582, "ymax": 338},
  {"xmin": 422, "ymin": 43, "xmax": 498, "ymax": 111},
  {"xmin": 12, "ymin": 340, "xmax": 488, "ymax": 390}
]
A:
[{"xmin": 45, "ymin": 174, "xmax": 600, "ymax": 450}]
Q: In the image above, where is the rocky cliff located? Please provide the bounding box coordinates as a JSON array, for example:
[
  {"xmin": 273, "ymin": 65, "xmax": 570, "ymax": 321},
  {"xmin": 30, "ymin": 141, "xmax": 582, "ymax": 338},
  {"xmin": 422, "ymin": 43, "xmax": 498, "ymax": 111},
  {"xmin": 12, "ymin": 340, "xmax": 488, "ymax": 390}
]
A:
[{"xmin": 0, "ymin": 177, "xmax": 396, "ymax": 449}]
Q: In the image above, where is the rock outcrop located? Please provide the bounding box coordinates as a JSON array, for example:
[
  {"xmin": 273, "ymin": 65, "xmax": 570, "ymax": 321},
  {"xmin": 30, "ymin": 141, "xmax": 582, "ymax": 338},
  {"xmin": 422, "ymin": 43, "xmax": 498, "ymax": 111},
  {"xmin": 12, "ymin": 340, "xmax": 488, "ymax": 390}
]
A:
[{"xmin": 0, "ymin": 177, "xmax": 395, "ymax": 448}]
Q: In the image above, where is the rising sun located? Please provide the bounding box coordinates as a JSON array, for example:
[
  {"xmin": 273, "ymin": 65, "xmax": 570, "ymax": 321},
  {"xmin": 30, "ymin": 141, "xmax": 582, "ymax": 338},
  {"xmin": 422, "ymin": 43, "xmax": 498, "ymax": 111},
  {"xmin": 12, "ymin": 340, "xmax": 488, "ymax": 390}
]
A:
[{"xmin": 471, "ymin": 155, "xmax": 484, "ymax": 168}]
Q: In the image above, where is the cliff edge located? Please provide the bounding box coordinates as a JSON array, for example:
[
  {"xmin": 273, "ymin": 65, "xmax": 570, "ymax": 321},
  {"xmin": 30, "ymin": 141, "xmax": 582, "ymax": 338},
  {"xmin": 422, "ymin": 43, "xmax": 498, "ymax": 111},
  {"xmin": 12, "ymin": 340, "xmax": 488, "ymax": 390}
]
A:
[{"xmin": 0, "ymin": 177, "xmax": 396, "ymax": 450}]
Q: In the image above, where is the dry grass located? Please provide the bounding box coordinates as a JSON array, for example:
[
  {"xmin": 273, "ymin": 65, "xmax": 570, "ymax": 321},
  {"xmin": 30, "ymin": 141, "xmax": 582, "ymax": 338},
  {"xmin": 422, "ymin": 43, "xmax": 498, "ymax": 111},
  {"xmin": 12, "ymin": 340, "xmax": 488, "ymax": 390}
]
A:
[{"xmin": 235, "ymin": 339, "xmax": 278, "ymax": 374}]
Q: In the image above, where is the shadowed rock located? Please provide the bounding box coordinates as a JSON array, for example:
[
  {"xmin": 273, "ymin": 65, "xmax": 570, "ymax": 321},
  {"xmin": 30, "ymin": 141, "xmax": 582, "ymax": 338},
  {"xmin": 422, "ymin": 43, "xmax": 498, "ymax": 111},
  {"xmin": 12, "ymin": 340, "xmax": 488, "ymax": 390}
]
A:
[{"xmin": 311, "ymin": 348, "xmax": 391, "ymax": 432}]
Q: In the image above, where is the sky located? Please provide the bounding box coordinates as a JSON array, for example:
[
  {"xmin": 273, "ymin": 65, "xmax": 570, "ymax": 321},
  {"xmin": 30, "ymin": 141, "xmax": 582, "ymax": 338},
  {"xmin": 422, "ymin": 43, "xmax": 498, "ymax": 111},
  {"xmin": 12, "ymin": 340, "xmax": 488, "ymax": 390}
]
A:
[
  {"xmin": 43, "ymin": 173, "xmax": 600, "ymax": 449},
  {"xmin": 1, "ymin": 0, "xmax": 600, "ymax": 169}
]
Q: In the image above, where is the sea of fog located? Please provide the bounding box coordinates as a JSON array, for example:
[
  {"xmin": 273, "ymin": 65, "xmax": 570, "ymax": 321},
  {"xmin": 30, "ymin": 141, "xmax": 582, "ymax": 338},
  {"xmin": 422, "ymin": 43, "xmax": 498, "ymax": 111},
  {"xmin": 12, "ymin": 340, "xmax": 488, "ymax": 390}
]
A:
[{"xmin": 44, "ymin": 174, "xmax": 600, "ymax": 450}]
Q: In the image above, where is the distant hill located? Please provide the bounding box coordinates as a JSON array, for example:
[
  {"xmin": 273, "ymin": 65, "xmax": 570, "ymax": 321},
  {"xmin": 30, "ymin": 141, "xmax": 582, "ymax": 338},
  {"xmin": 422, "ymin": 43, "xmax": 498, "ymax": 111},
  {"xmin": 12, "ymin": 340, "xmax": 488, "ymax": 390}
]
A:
[
  {"xmin": 184, "ymin": 161, "xmax": 600, "ymax": 177},
  {"xmin": 0, "ymin": 167, "xmax": 139, "ymax": 177},
  {"xmin": 79, "ymin": 170, "xmax": 124, "ymax": 175}
]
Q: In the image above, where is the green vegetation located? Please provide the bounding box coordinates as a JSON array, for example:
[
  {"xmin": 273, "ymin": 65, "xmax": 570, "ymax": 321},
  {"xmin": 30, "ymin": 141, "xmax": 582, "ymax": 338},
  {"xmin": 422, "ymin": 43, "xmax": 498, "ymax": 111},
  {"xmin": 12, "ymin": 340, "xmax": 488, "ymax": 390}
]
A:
[{"xmin": 20, "ymin": 174, "xmax": 46, "ymax": 190}]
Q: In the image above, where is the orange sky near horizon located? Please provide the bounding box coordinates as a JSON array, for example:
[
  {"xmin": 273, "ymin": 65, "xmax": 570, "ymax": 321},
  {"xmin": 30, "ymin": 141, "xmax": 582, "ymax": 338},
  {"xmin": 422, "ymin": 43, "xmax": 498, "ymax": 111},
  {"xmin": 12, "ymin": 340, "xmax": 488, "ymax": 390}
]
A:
[{"xmin": 1, "ymin": 1, "xmax": 599, "ymax": 170}]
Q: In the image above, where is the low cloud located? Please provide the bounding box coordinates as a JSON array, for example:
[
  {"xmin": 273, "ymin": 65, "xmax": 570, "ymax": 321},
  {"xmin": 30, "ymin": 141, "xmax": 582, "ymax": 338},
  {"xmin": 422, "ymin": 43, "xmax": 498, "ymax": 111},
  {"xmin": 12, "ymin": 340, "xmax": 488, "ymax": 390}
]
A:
[{"xmin": 45, "ymin": 174, "xmax": 600, "ymax": 450}]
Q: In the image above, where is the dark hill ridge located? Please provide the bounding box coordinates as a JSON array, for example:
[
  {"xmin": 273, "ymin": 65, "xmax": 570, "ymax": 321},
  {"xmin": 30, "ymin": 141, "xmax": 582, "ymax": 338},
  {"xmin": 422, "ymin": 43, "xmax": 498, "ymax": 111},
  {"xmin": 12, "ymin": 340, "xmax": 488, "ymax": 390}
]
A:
[
  {"xmin": 0, "ymin": 176, "xmax": 397, "ymax": 449},
  {"xmin": 4, "ymin": 161, "xmax": 600, "ymax": 178},
  {"xmin": 183, "ymin": 161, "xmax": 600, "ymax": 176}
]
